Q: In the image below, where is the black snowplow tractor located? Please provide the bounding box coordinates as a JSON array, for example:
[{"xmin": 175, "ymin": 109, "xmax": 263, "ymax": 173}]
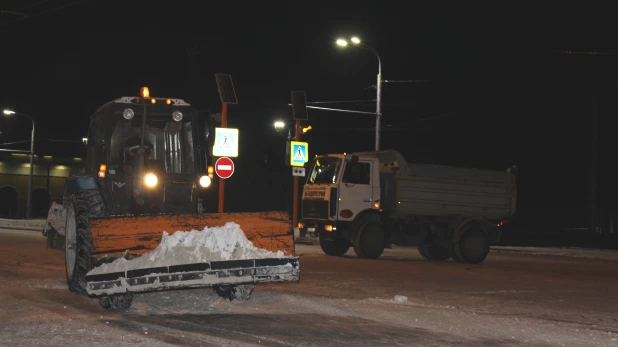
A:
[{"xmin": 44, "ymin": 87, "xmax": 299, "ymax": 311}]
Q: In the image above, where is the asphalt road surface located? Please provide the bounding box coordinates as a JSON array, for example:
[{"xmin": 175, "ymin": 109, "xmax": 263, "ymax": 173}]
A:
[{"xmin": 1, "ymin": 229, "xmax": 617, "ymax": 347}]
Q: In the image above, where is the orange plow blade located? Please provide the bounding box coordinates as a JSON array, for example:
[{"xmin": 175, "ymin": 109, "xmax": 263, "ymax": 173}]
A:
[{"xmin": 89, "ymin": 211, "xmax": 294, "ymax": 258}]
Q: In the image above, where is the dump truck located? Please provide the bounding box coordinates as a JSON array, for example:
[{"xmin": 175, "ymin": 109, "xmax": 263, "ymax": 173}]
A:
[
  {"xmin": 44, "ymin": 88, "xmax": 299, "ymax": 310},
  {"xmin": 299, "ymin": 150, "xmax": 517, "ymax": 264}
]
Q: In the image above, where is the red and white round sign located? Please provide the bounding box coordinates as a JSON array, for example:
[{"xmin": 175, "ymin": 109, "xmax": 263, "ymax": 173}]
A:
[{"xmin": 215, "ymin": 157, "xmax": 235, "ymax": 179}]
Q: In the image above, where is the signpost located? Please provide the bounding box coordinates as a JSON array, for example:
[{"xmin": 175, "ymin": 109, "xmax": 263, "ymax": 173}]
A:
[
  {"xmin": 215, "ymin": 157, "xmax": 235, "ymax": 179},
  {"xmin": 290, "ymin": 91, "xmax": 308, "ymax": 230},
  {"xmin": 214, "ymin": 73, "xmax": 239, "ymax": 213}
]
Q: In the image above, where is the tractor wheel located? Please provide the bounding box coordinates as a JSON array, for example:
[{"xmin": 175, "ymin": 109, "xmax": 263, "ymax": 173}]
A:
[
  {"xmin": 417, "ymin": 242, "xmax": 451, "ymax": 261},
  {"xmin": 213, "ymin": 284, "xmax": 255, "ymax": 301},
  {"xmin": 353, "ymin": 214, "xmax": 385, "ymax": 259},
  {"xmin": 65, "ymin": 190, "xmax": 107, "ymax": 295},
  {"xmin": 99, "ymin": 293, "xmax": 134, "ymax": 311},
  {"xmin": 453, "ymin": 227, "xmax": 490, "ymax": 264},
  {"xmin": 319, "ymin": 235, "xmax": 350, "ymax": 256}
]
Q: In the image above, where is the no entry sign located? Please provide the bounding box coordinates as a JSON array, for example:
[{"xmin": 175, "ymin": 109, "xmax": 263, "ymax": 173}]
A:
[{"xmin": 215, "ymin": 157, "xmax": 235, "ymax": 179}]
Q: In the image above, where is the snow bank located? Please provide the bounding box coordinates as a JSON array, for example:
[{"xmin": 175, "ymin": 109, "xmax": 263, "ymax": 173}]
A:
[
  {"xmin": 88, "ymin": 222, "xmax": 288, "ymax": 275},
  {"xmin": 393, "ymin": 295, "xmax": 408, "ymax": 303}
]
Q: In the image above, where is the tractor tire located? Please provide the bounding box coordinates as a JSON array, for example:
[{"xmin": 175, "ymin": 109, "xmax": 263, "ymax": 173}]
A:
[
  {"xmin": 99, "ymin": 293, "xmax": 134, "ymax": 311},
  {"xmin": 65, "ymin": 190, "xmax": 107, "ymax": 295},
  {"xmin": 453, "ymin": 227, "xmax": 490, "ymax": 264},
  {"xmin": 319, "ymin": 235, "xmax": 350, "ymax": 256},
  {"xmin": 417, "ymin": 243, "xmax": 451, "ymax": 261},
  {"xmin": 353, "ymin": 214, "xmax": 385, "ymax": 259},
  {"xmin": 213, "ymin": 284, "xmax": 255, "ymax": 301}
]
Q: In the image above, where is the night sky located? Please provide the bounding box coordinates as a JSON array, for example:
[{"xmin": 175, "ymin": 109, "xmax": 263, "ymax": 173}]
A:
[{"xmin": 1, "ymin": 1, "xmax": 617, "ymax": 227}]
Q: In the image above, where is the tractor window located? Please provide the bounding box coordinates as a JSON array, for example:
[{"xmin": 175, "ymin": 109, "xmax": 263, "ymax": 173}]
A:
[
  {"xmin": 109, "ymin": 117, "xmax": 195, "ymax": 175},
  {"xmin": 161, "ymin": 121, "xmax": 195, "ymax": 174}
]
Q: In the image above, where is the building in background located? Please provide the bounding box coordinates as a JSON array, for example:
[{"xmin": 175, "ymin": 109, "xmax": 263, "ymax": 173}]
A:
[{"xmin": 0, "ymin": 140, "xmax": 85, "ymax": 219}]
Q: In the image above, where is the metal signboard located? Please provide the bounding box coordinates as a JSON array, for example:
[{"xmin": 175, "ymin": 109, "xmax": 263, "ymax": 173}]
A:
[
  {"xmin": 290, "ymin": 141, "xmax": 308, "ymax": 167},
  {"xmin": 215, "ymin": 157, "xmax": 235, "ymax": 179},
  {"xmin": 212, "ymin": 127, "xmax": 239, "ymax": 157},
  {"xmin": 292, "ymin": 167, "xmax": 306, "ymax": 177}
]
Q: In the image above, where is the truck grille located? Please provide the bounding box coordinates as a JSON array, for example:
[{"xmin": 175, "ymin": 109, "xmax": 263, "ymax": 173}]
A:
[{"xmin": 302, "ymin": 199, "xmax": 329, "ymax": 220}]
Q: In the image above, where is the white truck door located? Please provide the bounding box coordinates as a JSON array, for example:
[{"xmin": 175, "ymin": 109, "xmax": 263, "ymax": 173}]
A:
[{"xmin": 338, "ymin": 160, "xmax": 374, "ymax": 221}]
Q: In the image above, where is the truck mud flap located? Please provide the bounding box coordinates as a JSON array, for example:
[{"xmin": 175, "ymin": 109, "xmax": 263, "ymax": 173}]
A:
[{"xmin": 85, "ymin": 257, "xmax": 300, "ymax": 297}]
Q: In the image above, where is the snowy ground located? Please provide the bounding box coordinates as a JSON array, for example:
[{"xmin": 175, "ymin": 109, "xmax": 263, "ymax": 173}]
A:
[{"xmin": 1, "ymin": 229, "xmax": 618, "ymax": 346}]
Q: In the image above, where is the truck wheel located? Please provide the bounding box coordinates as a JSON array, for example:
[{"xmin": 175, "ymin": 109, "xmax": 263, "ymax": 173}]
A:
[
  {"xmin": 65, "ymin": 190, "xmax": 107, "ymax": 295},
  {"xmin": 99, "ymin": 293, "xmax": 133, "ymax": 311},
  {"xmin": 213, "ymin": 284, "xmax": 255, "ymax": 301},
  {"xmin": 319, "ymin": 235, "xmax": 350, "ymax": 256},
  {"xmin": 353, "ymin": 215, "xmax": 385, "ymax": 259},
  {"xmin": 453, "ymin": 227, "xmax": 490, "ymax": 264},
  {"xmin": 417, "ymin": 243, "xmax": 451, "ymax": 261}
]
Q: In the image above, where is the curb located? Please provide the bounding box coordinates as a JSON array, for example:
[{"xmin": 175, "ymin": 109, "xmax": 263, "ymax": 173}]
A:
[{"xmin": 0, "ymin": 218, "xmax": 46, "ymax": 233}]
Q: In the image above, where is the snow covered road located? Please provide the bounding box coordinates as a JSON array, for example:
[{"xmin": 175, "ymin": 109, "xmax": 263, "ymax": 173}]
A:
[{"xmin": 1, "ymin": 230, "xmax": 617, "ymax": 346}]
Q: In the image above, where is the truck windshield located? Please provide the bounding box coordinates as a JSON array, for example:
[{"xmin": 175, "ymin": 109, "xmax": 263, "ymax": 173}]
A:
[
  {"xmin": 307, "ymin": 157, "xmax": 342, "ymax": 184},
  {"xmin": 109, "ymin": 116, "xmax": 195, "ymax": 175}
]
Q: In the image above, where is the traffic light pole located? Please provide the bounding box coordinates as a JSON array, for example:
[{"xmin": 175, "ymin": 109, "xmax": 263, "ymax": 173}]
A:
[
  {"xmin": 217, "ymin": 103, "xmax": 228, "ymax": 213},
  {"xmin": 292, "ymin": 119, "xmax": 301, "ymax": 229}
]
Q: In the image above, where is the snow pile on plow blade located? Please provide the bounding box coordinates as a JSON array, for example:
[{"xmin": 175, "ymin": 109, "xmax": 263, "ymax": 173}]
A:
[{"xmin": 84, "ymin": 212, "xmax": 299, "ymax": 297}]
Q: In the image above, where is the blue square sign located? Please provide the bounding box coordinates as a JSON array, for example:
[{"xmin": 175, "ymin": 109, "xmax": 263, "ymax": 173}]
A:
[{"xmin": 290, "ymin": 141, "xmax": 308, "ymax": 167}]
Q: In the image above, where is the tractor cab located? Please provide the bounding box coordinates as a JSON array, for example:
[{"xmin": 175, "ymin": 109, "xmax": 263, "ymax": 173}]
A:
[{"xmin": 84, "ymin": 88, "xmax": 215, "ymax": 215}]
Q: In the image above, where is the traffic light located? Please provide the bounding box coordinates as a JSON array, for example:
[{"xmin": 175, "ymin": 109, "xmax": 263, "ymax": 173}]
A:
[{"xmin": 291, "ymin": 91, "xmax": 308, "ymax": 120}]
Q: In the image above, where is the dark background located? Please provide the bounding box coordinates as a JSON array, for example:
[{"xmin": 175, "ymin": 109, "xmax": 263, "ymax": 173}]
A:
[{"xmin": 1, "ymin": 1, "xmax": 617, "ymax": 245}]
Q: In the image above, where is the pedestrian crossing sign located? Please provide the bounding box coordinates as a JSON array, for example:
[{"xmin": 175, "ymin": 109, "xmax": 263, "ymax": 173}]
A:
[
  {"xmin": 212, "ymin": 128, "xmax": 239, "ymax": 157},
  {"xmin": 290, "ymin": 141, "xmax": 308, "ymax": 167}
]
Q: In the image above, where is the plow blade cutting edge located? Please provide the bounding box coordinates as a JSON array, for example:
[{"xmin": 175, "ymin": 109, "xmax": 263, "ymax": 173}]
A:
[{"xmin": 86, "ymin": 257, "xmax": 300, "ymax": 297}]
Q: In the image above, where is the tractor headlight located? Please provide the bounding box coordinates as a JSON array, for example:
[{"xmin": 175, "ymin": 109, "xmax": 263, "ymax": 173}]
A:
[
  {"xmin": 123, "ymin": 108, "xmax": 134, "ymax": 120},
  {"xmin": 172, "ymin": 110, "xmax": 183, "ymax": 122},
  {"xmin": 199, "ymin": 175, "xmax": 211, "ymax": 188},
  {"xmin": 144, "ymin": 173, "xmax": 158, "ymax": 187}
]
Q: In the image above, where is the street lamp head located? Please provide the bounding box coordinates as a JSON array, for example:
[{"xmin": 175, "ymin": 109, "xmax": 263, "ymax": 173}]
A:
[
  {"xmin": 351, "ymin": 36, "xmax": 361, "ymax": 44},
  {"xmin": 336, "ymin": 38, "xmax": 348, "ymax": 47},
  {"xmin": 3, "ymin": 110, "xmax": 16, "ymax": 115},
  {"xmin": 274, "ymin": 120, "xmax": 285, "ymax": 130}
]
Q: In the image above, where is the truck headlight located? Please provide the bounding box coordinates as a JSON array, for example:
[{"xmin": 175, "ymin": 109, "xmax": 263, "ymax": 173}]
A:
[
  {"xmin": 144, "ymin": 173, "xmax": 158, "ymax": 187},
  {"xmin": 199, "ymin": 175, "xmax": 211, "ymax": 188}
]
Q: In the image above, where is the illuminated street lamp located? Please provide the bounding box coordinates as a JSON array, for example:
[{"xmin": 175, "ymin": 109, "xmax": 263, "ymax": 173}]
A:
[
  {"xmin": 2, "ymin": 109, "xmax": 35, "ymax": 219},
  {"xmin": 335, "ymin": 36, "xmax": 383, "ymax": 151},
  {"xmin": 274, "ymin": 120, "xmax": 285, "ymax": 131}
]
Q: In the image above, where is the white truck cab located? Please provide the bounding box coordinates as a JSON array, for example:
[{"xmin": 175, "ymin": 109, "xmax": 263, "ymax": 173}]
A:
[{"xmin": 300, "ymin": 153, "xmax": 386, "ymax": 259}]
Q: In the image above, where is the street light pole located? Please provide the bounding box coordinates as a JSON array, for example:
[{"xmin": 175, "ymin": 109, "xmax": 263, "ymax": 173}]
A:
[
  {"xmin": 2, "ymin": 110, "xmax": 35, "ymax": 219},
  {"xmin": 375, "ymin": 53, "xmax": 382, "ymax": 152},
  {"xmin": 336, "ymin": 37, "xmax": 383, "ymax": 151},
  {"xmin": 27, "ymin": 118, "xmax": 35, "ymax": 219}
]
